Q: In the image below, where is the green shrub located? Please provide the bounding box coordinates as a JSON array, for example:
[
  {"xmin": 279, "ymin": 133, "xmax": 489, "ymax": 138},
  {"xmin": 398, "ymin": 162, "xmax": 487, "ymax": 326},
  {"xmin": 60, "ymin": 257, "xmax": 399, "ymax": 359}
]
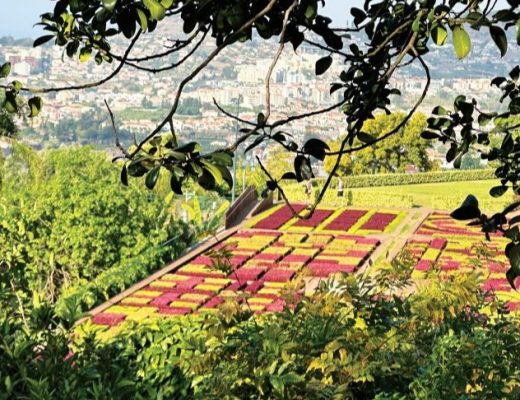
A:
[
  {"xmin": 0, "ymin": 146, "xmax": 193, "ymax": 314},
  {"xmin": 329, "ymin": 169, "xmax": 496, "ymax": 189},
  {"xmin": 2, "ymin": 256, "xmax": 520, "ymax": 399}
]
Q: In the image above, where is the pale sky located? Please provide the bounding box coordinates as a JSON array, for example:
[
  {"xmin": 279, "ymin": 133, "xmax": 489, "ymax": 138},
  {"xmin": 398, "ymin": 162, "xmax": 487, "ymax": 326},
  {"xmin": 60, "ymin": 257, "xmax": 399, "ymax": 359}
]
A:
[{"xmin": 0, "ymin": 0, "xmax": 361, "ymax": 38}]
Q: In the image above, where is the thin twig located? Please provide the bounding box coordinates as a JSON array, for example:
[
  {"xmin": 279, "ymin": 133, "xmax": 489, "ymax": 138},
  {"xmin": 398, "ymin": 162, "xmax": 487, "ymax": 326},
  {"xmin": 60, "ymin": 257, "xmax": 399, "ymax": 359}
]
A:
[
  {"xmin": 119, "ymin": 30, "xmax": 208, "ymax": 73},
  {"xmin": 264, "ymin": 0, "xmax": 298, "ymax": 121},
  {"xmin": 104, "ymin": 100, "xmax": 130, "ymax": 157},
  {"xmin": 129, "ymin": 0, "xmax": 280, "ymax": 159},
  {"xmin": 5, "ymin": 31, "xmax": 142, "ymax": 94}
]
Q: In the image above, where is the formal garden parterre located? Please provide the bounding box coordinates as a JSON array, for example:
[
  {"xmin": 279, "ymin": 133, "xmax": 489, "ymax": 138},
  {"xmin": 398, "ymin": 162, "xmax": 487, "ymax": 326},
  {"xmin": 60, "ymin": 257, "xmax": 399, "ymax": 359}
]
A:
[{"xmin": 86, "ymin": 204, "xmax": 518, "ymax": 337}]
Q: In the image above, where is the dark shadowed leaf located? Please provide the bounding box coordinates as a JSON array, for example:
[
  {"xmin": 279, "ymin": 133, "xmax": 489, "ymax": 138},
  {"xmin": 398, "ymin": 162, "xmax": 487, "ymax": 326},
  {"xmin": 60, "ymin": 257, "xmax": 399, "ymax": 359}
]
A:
[
  {"xmin": 120, "ymin": 165, "xmax": 128, "ymax": 186},
  {"xmin": 490, "ymin": 185, "xmax": 508, "ymax": 197},
  {"xmin": 145, "ymin": 165, "xmax": 160, "ymax": 190},
  {"xmin": 490, "ymin": 25, "xmax": 508, "ymax": 57},
  {"xmin": 506, "ymin": 244, "xmax": 520, "ymax": 288},
  {"xmin": 315, "ymin": 56, "xmax": 332, "ymax": 76},
  {"xmin": 358, "ymin": 131, "xmax": 375, "ymax": 144},
  {"xmin": 28, "ymin": 97, "xmax": 43, "ymax": 117},
  {"xmin": 302, "ymin": 138, "xmax": 329, "ymax": 161},
  {"xmin": 281, "ymin": 172, "xmax": 297, "ymax": 180},
  {"xmin": 170, "ymin": 175, "xmax": 183, "ymax": 195},
  {"xmin": 294, "ymin": 155, "xmax": 313, "ymax": 182},
  {"xmin": 33, "ymin": 35, "xmax": 54, "ymax": 47},
  {"xmin": 421, "ymin": 130, "xmax": 440, "ymax": 139},
  {"xmin": 451, "ymin": 194, "xmax": 481, "ymax": 220}
]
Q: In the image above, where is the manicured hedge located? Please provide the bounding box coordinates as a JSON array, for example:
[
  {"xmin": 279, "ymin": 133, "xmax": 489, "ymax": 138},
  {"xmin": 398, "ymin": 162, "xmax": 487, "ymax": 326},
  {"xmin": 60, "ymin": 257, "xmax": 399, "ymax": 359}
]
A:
[{"xmin": 323, "ymin": 169, "xmax": 496, "ymax": 189}]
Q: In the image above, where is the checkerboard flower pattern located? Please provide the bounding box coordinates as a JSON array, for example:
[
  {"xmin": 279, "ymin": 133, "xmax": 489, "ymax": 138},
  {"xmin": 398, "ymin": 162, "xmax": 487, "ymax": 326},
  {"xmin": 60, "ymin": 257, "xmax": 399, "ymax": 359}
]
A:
[
  {"xmin": 409, "ymin": 213, "xmax": 516, "ymax": 310},
  {"xmin": 89, "ymin": 207, "xmax": 382, "ymax": 329}
]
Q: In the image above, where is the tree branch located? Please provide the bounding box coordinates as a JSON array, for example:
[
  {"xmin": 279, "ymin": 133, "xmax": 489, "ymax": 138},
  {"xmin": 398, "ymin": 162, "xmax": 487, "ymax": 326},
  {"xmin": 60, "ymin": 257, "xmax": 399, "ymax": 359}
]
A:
[
  {"xmin": 6, "ymin": 31, "xmax": 142, "ymax": 94},
  {"xmin": 264, "ymin": 0, "xmax": 298, "ymax": 121},
  {"xmin": 104, "ymin": 99, "xmax": 130, "ymax": 158},
  {"xmin": 129, "ymin": 0, "xmax": 281, "ymax": 159}
]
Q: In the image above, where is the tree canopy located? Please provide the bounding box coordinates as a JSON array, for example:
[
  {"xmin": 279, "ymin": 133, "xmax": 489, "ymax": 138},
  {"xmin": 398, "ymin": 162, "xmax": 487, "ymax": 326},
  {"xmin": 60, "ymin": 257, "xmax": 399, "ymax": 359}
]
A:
[
  {"xmin": 324, "ymin": 112, "xmax": 433, "ymax": 175},
  {"xmin": 1, "ymin": 0, "xmax": 520, "ymax": 283}
]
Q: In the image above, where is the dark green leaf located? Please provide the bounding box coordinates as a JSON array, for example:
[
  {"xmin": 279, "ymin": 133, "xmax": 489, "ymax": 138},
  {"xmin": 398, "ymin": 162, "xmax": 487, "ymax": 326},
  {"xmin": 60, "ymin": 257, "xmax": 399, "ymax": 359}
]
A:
[
  {"xmin": 302, "ymin": 138, "xmax": 329, "ymax": 161},
  {"xmin": 170, "ymin": 175, "xmax": 183, "ymax": 195},
  {"xmin": 281, "ymin": 172, "xmax": 297, "ymax": 180},
  {"xmin": 33, "ymin": 35, "xmax": 54, "ymax": 48},
  {"xmin": 511, "ymin": 66, "xmax": 520, "ymax": 81},
  {"xmin": 489, "ymin": 25, "xmax": 508, "ymax": 57},
  {"xmin": 490, "ymin": 185, "xmax": 508, "ymax": 197},
  {"xmin": 421, "ymin": 130, "xmax": 440, "ymax": 139},
  {"xmin": 506, "ymin": 244, "xmax": 520, "ymax": 288},
  {"xmin": 102, "ymin": 0, "xmax": 118, "ymax": 12},
  {"xmin": 0, "ymin": 62, "xmax": 11, "ymax": 78},
  {"xmin": 315, "ymin": 56, "xmax": 333, "ymax": 76},
  {"xmin": 28, "ymin": 97, "xmax": 43, "ymax": 118},
  {"xmin": 145, "ymin": 165, "xmax": 160, "ymax": 190},
  {"xmin": 294, "ymin": 155, "xmax": 313, "ymax": 182},
  {"xmin": 358, "ymin": 131, "xmax": 375, "ymax": 144},
  {"xmin": 121, "ymin": 165, "xmax": 128, "ymax": 186},
  {"xmin": 451, "ymin": 195, "xmax": 481, "ymax": 220}
]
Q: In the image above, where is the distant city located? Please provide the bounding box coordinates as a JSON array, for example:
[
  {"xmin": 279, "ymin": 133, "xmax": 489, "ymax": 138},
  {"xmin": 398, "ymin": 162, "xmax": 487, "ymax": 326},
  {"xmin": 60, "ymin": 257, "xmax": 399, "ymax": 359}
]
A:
[{"xmin": 1, "ymin": 22, "xmax": 518, "ymax": 159}]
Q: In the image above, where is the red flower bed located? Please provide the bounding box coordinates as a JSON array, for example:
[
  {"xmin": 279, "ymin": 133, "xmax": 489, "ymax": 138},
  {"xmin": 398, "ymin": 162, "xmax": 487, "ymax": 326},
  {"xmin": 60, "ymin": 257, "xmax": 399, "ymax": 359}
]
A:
[
  {"xmin": 253, "ymin": 205, "xmax": 306, "ymax": 230},
  {"xmin": 282, "ymin": 254, "xmax": 312, "ymax": 263},
  {"xmin": 263, "ymin": 269, "xmax": 295, "ymax": 282},
  {"xmin": 175, "ymin": 277, "xmax": 204, "ymax": 289},
  {"xmin": 254, "ymin": 253, "xmax": 284, "ymax": 261},
  {"xmin": 293, "ymin": 209, "xmax": 333, "ymax": 228},
  {"xmin": 150, "ymin": 293, "xmax": 180, "ymax": 307},
  {"xmin": 356, "ymin": 238, "xmax": 380, "ymax": 245},
  {"xmin": 324, "ymin": 209, "xmax": 367, "ymax": 231},
  {"xmin": 244, "ymin": 280, "xmax": 264, "ymax": 293},
  {"xmin": 265, "ymin": 299, "xmax": 286, "ymax": 312},
  {"xmin": 309, "ymin": 264, "xmax": 356, "ymax": 277},
  {"xmin": 158, "ymin": 307, "xmax": 191, "ymax": 315},
  {"xmin": 430, "ymin": 238, "xmax": 447, "ymax": 250},
  {"xmin": 201, "ymin": 296, "xmax": 224, "ymax": 309},
  {"xmin": 92, "ymin": 313, "xmax": 126, "ymax": 326},
  {"xmin": 360, "ymin": 213, "xmax": 396, "ymax": 231},
  {"xmin": 483, "ymin": 279, "xmax": 511, "ymax": 292},
  {"xmin": 416, "ymin": 260, "xmax": 431, "ymax": 271},
  {"xmin": 440, "ymin": 261, "xmax": 461, "ymax": 271},
  {"xmin": 233, "ymin": 267, "xmax": 266, "ymax": 281},
  {"xmin": 192, "ymin": 256, "xmax": 213, "ymax": 266},
  {"xmin": 346, "ymin": 250, "xmax": 369, "ymax": 258}
]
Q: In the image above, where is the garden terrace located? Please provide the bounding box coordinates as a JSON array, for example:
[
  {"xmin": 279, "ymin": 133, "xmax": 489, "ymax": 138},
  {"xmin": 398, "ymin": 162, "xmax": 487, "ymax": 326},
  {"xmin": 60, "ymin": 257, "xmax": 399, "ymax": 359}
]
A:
[
  {"xmin": 408, "ymin": 212, "xmax": 518, "ymax": 311},
  {"xmin": 84, "ymin": 204, "xmax": 516, "ymax": 338}
]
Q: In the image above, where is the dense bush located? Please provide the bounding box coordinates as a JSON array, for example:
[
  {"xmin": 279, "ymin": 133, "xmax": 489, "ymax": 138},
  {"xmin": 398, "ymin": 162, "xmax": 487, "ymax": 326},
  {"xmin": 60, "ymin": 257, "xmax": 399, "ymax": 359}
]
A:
[
  {"xmin": 3, "ymin": 254, "xmax": 519, "ymax": 399},
  {"xmin": 327, "ymin": 169, "xmax": 496, "ymax": 189},
  {"xmin": 0, "ymin": 146, "xmax": 193, "ymax": 314}
]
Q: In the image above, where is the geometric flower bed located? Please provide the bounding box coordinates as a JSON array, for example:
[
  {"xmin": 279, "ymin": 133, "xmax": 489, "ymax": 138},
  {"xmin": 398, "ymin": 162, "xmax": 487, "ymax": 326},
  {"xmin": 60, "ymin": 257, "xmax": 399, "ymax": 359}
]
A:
[
  {"xmin": 408, "ymin": 212, "xmax": 517, "ymax": 310},
  {"xmin": 87, "ymin": 204, "xmax": 519, "ymax": 336},
  {"xmin": 415, "ymin": 212, "xmax": 503, "ymax": 238},
  {"xmin": 88, "ymin": 208, "xmax": 382, "ymax": 331},
  {"xmin": 248, "ymin": 204, "xmax": 406, "ymax": 234}
]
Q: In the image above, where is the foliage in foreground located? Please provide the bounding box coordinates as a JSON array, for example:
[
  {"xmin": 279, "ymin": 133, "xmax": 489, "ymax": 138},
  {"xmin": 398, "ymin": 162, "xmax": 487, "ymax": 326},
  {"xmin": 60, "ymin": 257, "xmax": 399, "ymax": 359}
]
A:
[
  {"xmin": 2, "ymin": 255, "xmax": 520, "ymax": 400},
  {"xmin": 0, "ymin": 146, "xmax": 193, "ymax": 316}
]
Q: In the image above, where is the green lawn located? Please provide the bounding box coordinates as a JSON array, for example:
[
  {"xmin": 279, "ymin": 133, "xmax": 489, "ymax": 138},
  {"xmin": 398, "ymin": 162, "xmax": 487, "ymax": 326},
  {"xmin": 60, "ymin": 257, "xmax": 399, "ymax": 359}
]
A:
[
  {"xmin": 348, "ymin": 180, "xmax": 511, "ymax": 211},
  {"xmin": 283, "ymin": 179, "xmax": 512, "ymax": 211}
]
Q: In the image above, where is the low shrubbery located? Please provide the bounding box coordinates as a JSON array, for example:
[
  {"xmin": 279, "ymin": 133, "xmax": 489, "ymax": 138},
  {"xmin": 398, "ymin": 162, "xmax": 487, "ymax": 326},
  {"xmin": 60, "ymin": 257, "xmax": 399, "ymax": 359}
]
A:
[
  {"xmin": 0, "ymin": 146, "xmax": 193, "ymax": 317},
  {"xmin": 2, "ymin": 255, "xmax": 520, "ymax": 399},
  {"xmin": 326, "ymin": 169, "xmax": 496, "ymax": 189}
]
